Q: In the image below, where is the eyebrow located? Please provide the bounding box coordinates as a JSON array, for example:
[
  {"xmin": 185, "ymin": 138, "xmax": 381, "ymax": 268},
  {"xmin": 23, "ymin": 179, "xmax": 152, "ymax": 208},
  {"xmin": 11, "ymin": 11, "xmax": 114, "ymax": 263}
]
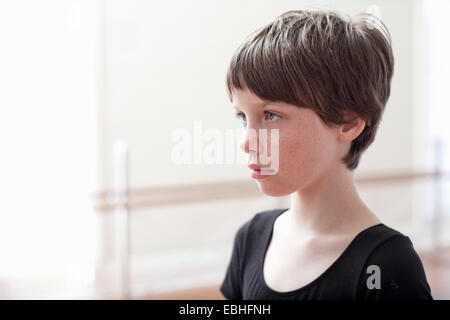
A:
[{"xmin": 233, "ymin": 101, "xmax": 272, "ymax": 110}]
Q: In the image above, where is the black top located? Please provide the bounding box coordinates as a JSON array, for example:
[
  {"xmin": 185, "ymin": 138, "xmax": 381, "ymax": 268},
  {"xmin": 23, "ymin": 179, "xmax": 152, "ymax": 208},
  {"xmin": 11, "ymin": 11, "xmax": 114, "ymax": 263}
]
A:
[{"xmin": 220, "ymin": 208, "xmax": 433, "ymax": 300}]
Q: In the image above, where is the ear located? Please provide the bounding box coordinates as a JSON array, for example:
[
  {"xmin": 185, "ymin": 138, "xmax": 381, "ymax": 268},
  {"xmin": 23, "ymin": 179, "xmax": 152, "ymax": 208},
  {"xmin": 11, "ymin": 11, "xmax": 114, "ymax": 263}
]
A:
[{"xmin": 337, "ymin": 111, "xmax": 366, "ymax": 143}]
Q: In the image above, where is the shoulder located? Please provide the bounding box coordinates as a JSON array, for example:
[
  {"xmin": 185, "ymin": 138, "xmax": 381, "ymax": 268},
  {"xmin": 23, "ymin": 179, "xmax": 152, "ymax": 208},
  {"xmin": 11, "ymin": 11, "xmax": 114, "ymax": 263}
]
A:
[
  {"xmin": 233, "ymin": 208, "xmax": 286, "ymax": 248},
  {"xmin": 358, "ymin": 227, "xmax": 433, "ymax": 300}
]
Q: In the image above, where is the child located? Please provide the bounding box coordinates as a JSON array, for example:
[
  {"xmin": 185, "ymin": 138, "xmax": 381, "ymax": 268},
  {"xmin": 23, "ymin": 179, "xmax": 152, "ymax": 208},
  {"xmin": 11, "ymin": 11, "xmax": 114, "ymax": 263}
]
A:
[{"xmin": 220, "ymin": 9, "xmax": 433, "ymax": 300}]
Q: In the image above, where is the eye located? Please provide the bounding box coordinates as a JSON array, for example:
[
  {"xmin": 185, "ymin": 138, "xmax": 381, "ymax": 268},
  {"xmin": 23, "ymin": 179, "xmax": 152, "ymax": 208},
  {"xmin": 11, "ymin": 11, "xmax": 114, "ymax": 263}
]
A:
[
  {"xmin": 264, "ymin": 111, "xmax": 281, "ymax": 121},
  {"xmin": 234, "ymin": 112, "xmax": 246, "ymax": 124},
  {"xmin": 234, "ymin": 111, "xmax": 281, "ymax": 124}
]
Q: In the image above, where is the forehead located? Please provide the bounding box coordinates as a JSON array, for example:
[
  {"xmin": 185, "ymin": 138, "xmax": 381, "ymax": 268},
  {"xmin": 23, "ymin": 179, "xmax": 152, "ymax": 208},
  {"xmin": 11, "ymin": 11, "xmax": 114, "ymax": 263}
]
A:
[
  {"xmin": 232, "ymin": 88, "xmax": 270, "ymax": 109},
  {"xmin": 231, "ymin": 88, "xmax": 300, "ymax": 112}
]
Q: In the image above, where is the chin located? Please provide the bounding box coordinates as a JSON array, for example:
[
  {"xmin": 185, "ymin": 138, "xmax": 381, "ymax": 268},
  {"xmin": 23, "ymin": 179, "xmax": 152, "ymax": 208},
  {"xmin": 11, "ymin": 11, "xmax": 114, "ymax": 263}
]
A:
[{"xmin": 256, "ymin": 182, "xmax": 293, "ymax": 197}]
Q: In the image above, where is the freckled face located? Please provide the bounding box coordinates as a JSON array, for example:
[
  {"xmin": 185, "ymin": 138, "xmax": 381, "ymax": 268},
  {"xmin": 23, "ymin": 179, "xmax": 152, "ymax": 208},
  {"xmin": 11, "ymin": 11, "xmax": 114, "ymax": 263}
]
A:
[{"xmin": 233, "ymin": 87, "xmax": 339, "ymax": 196}]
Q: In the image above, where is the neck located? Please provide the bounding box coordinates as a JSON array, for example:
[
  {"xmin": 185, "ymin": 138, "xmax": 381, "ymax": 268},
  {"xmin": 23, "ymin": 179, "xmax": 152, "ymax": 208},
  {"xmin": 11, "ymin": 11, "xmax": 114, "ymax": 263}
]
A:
[{"xmin": 287, "ymin": 163, "xmax": 379, "ymax": 236}]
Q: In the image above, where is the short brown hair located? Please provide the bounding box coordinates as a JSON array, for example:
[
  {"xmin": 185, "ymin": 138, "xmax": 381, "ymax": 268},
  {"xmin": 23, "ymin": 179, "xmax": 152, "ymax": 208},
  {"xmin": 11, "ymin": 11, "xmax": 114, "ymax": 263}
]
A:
[{"xmin": 226, "ymin": 9, "xmax": 394, "ymax": 170}]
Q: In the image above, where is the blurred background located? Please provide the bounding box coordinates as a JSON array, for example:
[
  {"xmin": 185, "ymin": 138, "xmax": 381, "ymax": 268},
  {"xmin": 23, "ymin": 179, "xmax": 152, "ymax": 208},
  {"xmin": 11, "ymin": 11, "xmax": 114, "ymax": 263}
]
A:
[{"xmin": 0, "ymin": 0, "xmax": 449, "ymax": 299}]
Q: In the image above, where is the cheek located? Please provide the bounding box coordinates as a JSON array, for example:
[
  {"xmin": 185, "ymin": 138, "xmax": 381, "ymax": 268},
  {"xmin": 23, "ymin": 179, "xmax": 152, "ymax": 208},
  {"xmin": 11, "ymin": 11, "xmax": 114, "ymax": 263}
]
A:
[{"xmin": 279, "ymin": 128, "xmax": 332, "ymax": 175}]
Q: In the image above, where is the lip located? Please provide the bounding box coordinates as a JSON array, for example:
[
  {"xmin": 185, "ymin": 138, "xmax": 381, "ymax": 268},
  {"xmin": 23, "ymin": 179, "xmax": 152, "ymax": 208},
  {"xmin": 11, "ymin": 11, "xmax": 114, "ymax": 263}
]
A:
[
  {"xmin": 250, "ymin": 168, "xmax": 275, "ymax": 179},
  {"xmin": 247, "ymin": 164, "xmax": 270, "ymax": 170},
  {"xmin": 251, "ymin": 169, "xmax": 267, "ymax": 179}
]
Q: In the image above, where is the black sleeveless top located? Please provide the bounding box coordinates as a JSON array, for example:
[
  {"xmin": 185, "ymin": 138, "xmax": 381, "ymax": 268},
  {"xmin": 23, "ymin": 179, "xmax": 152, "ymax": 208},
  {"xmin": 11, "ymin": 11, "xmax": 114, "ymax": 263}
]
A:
[{"xmin": 220, "ymin": 208, "xmax": 433, "ymax": 300}]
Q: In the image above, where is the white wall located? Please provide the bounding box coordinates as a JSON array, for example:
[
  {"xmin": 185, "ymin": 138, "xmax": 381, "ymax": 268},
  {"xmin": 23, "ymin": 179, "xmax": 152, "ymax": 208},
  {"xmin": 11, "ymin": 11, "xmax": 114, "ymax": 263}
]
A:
[{"xmin": 0, "ymin": 0, "xmax": 101, "ymax": 298}]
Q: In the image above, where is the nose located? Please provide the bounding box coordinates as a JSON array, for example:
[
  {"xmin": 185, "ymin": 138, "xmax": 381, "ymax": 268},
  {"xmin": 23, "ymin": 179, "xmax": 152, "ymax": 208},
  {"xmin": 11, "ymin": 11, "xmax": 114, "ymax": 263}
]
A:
[
  {"xmin": 239, "ymin": 125, "xmax": 268, "ymax": 159},
  {"xmin": 239, "ymin": 121, "xmax": 279, "ymax": 172}
]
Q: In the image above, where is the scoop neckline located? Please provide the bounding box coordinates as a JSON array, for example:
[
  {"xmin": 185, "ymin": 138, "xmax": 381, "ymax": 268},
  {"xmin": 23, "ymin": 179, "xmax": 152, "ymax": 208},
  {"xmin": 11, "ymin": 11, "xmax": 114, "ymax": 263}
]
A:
[{"xmin": 259, "ymin": 208, "xmax": 384, "ymax": 296}]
